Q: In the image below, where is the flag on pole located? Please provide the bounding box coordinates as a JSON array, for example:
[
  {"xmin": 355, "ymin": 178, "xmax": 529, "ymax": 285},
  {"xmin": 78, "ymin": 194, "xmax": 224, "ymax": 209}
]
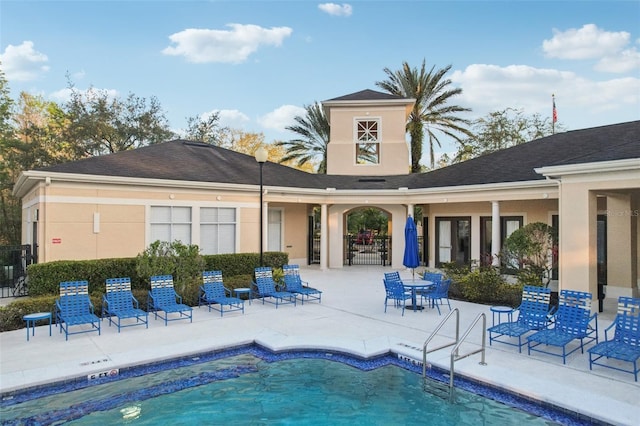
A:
[{"xmin": 552, "ymin": 95, "xmax": 557, "ymax": 123}]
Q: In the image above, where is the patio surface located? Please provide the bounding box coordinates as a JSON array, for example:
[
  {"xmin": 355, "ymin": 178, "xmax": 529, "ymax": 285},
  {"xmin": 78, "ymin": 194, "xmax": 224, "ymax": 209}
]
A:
[{"xmin": 1, "ymin": 266, "xmax": 638, "ymax": 425}]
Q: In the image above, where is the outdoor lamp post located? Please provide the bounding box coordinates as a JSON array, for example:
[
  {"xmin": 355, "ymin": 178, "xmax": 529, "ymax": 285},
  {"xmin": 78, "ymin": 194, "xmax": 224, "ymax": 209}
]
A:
[{"xmin": 254, "ymin": 146, "xmax": 268, "ymax": 266}]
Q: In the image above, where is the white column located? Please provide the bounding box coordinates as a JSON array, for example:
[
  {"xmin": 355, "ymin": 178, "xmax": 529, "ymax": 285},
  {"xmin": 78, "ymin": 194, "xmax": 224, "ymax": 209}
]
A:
[
  {"xmin": 491, "ymin": 201, "xmax": 501, "ymax": 266},
  {"xmin": 320, "ymin": 204, "xmax": 328, "ymax": 270},
  {"xmin": 407, "ymin": 204, "xmax": 414, "ymax": 218}
]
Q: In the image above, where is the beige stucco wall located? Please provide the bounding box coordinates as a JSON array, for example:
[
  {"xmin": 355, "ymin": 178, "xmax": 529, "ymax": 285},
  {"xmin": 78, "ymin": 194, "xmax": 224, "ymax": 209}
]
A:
[
  {"xmin": 22, "ymin": 181, "xmax": 265, "ymax": 263},
  {"xmin": 557, "ymin": 171, "xmax": 639, "ymax": 297},
  {"xmin": 423, "ymin": 199, "xmax": 558, "ymax": 268},
  {"xmin": 271, "ymin": 203, "xmax": 309, "ymax": 265},
  {"xmin": 327, "ymin": 106, "xmax": 410, "ymax": 176}
]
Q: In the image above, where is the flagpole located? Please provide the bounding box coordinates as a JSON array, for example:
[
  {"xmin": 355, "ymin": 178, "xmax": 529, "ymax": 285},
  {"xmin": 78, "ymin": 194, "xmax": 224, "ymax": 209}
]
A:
[{"xmin": 552, "ymin": 94, "xmax": 557, "ymax": 135}]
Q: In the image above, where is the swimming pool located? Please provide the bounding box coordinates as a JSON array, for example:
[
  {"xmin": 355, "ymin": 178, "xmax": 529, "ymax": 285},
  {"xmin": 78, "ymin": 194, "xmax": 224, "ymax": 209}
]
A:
[{"xmin": 0, "ymin": 345, "xmax": 593, "ymax": 425}]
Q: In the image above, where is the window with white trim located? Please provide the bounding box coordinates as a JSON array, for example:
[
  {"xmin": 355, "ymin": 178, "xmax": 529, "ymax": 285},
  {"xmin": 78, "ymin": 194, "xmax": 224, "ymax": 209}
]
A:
[
  {"xmin": 150, "ymin": 206, "xmax": 191, "ymax": 244},
  {"xmin": 355, "ymin": 119, "xmax": 380, "ymax": 165},
  {"xmin": 200, "ymin": 207, "xmax": 236, "ymax": 254}
]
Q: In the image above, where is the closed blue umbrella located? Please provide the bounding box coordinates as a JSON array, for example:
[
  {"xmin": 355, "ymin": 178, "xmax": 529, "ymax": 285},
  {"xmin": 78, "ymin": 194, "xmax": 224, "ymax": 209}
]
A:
[{"xmin": 403, "ymin": 216, "xmax": 420, "ymax": 279}]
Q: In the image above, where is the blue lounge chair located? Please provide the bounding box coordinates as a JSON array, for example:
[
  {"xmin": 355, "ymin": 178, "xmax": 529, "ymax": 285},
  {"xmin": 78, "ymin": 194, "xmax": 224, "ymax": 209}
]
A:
[
  {"xmin": 588, "ymin": 296, "xmax": 640, "ymax": 381},
  {"xmin": 487, "ymin": 286, "xmax": 554, "ymax": 352},
  {"xmin": 253, "ymin": 267, "xmax": 296, "ymax": 308},
  {"xmin": 199, "ymin": 270, "xmax": 244, "ymax": 316},
  {"xmin": 383, "ymin": 278, "xmax": 411, "ymax": 316},
  {"xmin": 147, "ymin": 275, "xmax": 193, "ymax": 325},
  {"xmin": 527, "ymin": 290, "xmax": 598, "ymax": 364},
  {"xmin": 55, "ymin": 281, "xmax": 101, "ymax": 340},
  {"xmin": 282, "ymin": 264, "xmax": 322, "ymax": 304},
  {"xmin": 102, "ymin": 277, "xmax": 148, "ymax": 332}
]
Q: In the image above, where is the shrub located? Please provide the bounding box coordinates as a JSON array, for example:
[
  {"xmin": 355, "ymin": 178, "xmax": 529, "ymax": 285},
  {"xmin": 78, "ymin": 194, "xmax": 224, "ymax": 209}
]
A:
[
  {"xmin": 26, "ymin": 258, "xmax": 138, "ymax": 296},
  {"xmin": 455, "ymin": 266, "xmax": 523, "ymax": 307},
  {"xmin": 501, "ymin": 222, "xmax": 557, "ymax": 287},
  {"xmin": 136, "ymin": 240, "xmax": 205, "ymax": 298},
  {"xmin": 514, "ymin": 269, "xmax": 546, "ymax": 288},
  {"xmin": 223, "ymin": 274, "xmax": 254, "ymax": 291},
  {"xmin": 4, "ymin": 250, "xmax": 289, "ymax": 331}
]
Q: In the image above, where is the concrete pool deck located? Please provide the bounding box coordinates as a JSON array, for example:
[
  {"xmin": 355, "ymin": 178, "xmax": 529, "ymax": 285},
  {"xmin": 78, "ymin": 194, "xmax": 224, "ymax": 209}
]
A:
[{"xmin": 1, "ymin": 266, "xmax": 638, "ymax": 425}]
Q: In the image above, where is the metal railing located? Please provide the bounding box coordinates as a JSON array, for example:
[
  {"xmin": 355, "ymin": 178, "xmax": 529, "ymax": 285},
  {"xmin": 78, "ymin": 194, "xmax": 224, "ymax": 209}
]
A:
[
  {"xmin": 344, "ymin": 235, "xmax": 392, "ymax": 266},
  {"xmin": 448, "ymin": 313, "xmax": 487, "ymax": 389},
  {"xmin": 1, "ymin": 244, "xmax": 36, "ymax": 298},
  {"xmin": 422, "ymin": 308, "xmax": 487, "ymax": 394},
  {"xmin": 422, "ymin": 308, "xmax": 460, "ymax": 379}
]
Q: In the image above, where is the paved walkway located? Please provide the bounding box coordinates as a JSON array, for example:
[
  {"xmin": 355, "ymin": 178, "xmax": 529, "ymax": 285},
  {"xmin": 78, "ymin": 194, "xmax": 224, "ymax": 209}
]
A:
[{"xmin": 1, "ymin": 266, "xmax": 638, "ymax": 425}]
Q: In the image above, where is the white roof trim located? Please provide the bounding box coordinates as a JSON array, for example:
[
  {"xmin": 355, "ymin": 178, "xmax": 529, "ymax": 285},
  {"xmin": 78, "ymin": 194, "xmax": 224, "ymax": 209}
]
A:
[
  {"xmin": 12, "ymin": 171, "xmax": 262, "ymax": 198},
  {"xmin": 535, "ymin": 158, "xmax": 640, "ymax": 178},
  {"xmin": 13, "ymin": 169, "xmax": 559, "ymax": 201},
  {"xmin": 322, "ymin": 98, "xmax": 416, "ymax": 107}
]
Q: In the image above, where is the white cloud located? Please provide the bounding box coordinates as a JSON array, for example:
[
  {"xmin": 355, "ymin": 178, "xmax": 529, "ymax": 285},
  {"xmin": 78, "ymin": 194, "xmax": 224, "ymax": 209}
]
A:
[
  {"xmin": 71, "ymin": 69, "xmax": 86, "ymax": 80},
  {"xmin": 258, "ymin": 105, "xmax": 306, "ymax": 132},
  {"xmin": 450, "ymin": 63, "xmax": 639, "ymax": 118},
  {"xmin": 215, "ymin": 109, "xmax": 250, "ymax": 128},
  {"xmin": 162, "ymin": 24, "xmax": 292, "ymax": 64},
  {"xmin": 542, "ymin": 24, "xmax": 630, "ymax": 60},
  {"xmin": 318, "ymin": 3, "xmax": 353, "ymax": 17},
  {"xmin": 0, "ymin": 41, "xmax": 50, "ymax": 81},
  {"xmin": 595, "ymin": 48, "xmax": 640, "ymax": 73},
  {"xmin": 48, "ymin": 87, "xmax": 119, "ymax": 103}
]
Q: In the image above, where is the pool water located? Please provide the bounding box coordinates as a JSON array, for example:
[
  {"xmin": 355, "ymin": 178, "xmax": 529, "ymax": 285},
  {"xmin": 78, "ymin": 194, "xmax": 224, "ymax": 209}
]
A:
[{"xmin": 1, "ymin": 347, "xmax": 583, "ymax": 425}]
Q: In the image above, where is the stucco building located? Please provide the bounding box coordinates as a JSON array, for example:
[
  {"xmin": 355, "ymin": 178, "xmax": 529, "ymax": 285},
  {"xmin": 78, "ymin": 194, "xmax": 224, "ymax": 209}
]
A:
[{"xmin": 12, "ymin": 90, "xmax": 640, "ymax": 311}]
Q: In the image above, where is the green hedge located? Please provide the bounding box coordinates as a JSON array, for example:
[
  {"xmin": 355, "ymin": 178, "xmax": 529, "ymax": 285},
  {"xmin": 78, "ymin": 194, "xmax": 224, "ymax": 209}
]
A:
[
  {"xmin": 26, "ymin": 252, "xmax": 289, "ymax": 296},
  {"xmin": 1, "ymin": 252, "xmax": 289, "ymax": 332}
]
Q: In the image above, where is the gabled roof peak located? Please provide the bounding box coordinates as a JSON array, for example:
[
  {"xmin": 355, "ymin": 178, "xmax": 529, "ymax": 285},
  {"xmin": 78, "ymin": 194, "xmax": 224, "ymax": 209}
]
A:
[{"xmin": 323, "ymin": 89, "xmax": 409, "ymax": 102}]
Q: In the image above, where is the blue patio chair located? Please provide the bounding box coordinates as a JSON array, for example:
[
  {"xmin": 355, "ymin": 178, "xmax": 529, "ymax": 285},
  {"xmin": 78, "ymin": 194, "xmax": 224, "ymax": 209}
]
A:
[
  {"xmin": 282, "ymin": 264, "xmax": 322, "ymax": 304},
  {"xmin": 252, "ymin": 267, "xmax": 297, "ymax": 308},
  {"xmin": 422, "ymin": 279, "xmax": 452, "ymax": 315},
  {"xmin": 199, "ymin": 270, "xmax": 244, "ymax": 316},
  {"xmin": 588, "ymin": 296, "xmax": 640, "ymax": 381},
  {"xmin": 421, "ymin": 272, "xmax": 443, "ymax": 284},
  {"xmin": 55, "ymin": 280, "xmax": 101, "ymax": 340},
  {"xmin": 383, "ymin": 272, "xmax": 404, "ymax": 307},
  {"xmin": 384, "ymin": 271, "xmax": 402, "ymax": 283},
  {"xmin": 147, "ymin": 275, "xmax": 193, "ymax": 325},
  {"xmin": 383, "ymin": 278, "xmax": 411, "ymax": 316},
  {"xmin": 102, "ymin": 277, "xmax": 148, "ymax": 332},
  {"xmin": 417, "ymin": 272, "xmax": 442, "ymax": 300},
  {"xmin": 487, "ymin": 286, "xmax": 554, "ymax": 352},
  {"xmin": 527, "ymin": 290, "xmax": 598, "ymax": 364}
]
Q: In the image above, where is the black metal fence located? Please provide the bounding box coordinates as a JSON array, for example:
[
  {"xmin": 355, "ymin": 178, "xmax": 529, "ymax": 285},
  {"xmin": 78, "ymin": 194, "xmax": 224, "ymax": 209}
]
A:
[
  {"xmin": 1, "ymin": 244, "xmax": 36, "ymax": 298},
  {"xmin": 309, "ymin": 236, "xmax": 321, "ymax": 265},
  {"xmin": 344, "ymin": 235, "xmax": 393, "ymax": 266},
  {"xmin": 308, "ymin": 235, "xmax": 426, "ymax": 267}
]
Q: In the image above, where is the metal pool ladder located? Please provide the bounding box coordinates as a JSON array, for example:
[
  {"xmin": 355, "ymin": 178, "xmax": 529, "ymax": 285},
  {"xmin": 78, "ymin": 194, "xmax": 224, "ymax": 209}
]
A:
[{"xmin": 422, "ymin": 308, "xmax": 487, "ymax": 393}]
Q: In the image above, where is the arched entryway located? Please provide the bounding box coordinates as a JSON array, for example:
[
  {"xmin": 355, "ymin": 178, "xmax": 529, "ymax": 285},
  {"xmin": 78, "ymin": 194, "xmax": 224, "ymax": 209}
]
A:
[{"xmin": 343, "ymin": 207, "xmax": 391, "ymax": 265}]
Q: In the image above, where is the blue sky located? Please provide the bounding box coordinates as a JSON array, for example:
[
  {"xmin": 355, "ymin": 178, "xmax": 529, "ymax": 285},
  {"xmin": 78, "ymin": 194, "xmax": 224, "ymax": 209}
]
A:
[{"xmin": 2, "ymin": 1, "xmax": 639, "ymax": 161}]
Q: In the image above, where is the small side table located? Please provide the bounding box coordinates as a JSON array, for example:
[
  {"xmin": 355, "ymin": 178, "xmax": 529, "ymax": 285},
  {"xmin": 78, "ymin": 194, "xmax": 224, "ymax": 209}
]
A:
[
  {"xmin": 490, "ymin": 306, "xmax": 513, "ymax": 327},
  {"xmin": 234, "ymin": 288, "xmax": 252, "ymax": 305},
  {"xmin": 24, "ymin": 312, "xmax": 52, "ymax": 341}
]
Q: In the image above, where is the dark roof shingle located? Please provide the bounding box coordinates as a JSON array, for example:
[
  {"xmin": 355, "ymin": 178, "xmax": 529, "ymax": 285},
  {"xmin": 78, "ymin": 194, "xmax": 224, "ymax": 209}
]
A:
[{"xmin": 35, "ymin": 121, "xmax": 639, "ymax": 190}]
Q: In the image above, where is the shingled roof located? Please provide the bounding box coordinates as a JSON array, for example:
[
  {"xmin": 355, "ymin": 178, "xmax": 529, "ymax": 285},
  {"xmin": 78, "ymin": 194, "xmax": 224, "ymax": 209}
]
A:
[
  {"xmin": 323, "ymin": 89, "xmax": 409, "ymax": 102},
  {"xmin": 33, "ymin": 120, "xmax": 639, "ymax": 191}
]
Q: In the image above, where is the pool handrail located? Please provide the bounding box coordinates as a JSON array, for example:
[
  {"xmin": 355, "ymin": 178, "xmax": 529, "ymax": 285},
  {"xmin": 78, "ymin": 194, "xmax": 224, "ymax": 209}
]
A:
[{"xmin": 422, "ymin": 307, "xmax": 460, "ymax": 378}]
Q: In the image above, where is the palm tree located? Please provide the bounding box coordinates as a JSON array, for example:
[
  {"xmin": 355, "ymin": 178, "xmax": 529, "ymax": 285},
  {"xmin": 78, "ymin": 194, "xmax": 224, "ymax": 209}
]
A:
[
  {"xmin": 376, "ymin": 60, "xmax": 473, "ymax": 171},
  {"xmin": 275, "ymin": 102, "xmax": 330, "ymax": 174}
]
